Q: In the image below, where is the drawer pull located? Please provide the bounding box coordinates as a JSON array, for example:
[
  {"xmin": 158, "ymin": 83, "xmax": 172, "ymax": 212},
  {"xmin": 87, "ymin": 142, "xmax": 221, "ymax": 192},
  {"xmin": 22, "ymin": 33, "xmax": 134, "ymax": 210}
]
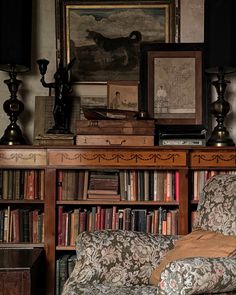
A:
[{"xmin": 106, "ymin": 139, "xmax": 126, "ymax": 146}]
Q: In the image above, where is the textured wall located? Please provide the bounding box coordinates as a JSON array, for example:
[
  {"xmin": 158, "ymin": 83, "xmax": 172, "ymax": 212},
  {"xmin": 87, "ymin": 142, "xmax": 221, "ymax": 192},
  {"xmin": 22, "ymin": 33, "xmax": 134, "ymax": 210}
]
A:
[{"xmin": 0, "ymin": 0, "xmax": 235, "ymax": 143}]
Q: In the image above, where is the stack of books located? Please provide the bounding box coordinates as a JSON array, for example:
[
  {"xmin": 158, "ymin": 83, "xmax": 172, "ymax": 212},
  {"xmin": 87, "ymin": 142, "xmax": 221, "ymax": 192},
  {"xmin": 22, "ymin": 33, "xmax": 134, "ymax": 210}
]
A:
[
  {"xmin": 86, "ymin": 170, "xmax": 120, "ymax": 201},
  {"xmin": 158, "ymin": 125, "xmax": 207, "ymax": 146},
  {"xmin": 75, "ymin": 119, "xmax": 155, "ymax": 146}
]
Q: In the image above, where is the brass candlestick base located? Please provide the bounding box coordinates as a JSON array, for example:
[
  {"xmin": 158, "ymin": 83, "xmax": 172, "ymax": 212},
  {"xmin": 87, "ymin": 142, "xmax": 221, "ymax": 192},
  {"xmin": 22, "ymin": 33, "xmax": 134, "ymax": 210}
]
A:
[
  {"xmin": 207, "ymin": 70, "xmax": 235, "ymax": 147},
  {"xmin": 0, "ymin": 69, "xmax": 26, "ymax": 145}
]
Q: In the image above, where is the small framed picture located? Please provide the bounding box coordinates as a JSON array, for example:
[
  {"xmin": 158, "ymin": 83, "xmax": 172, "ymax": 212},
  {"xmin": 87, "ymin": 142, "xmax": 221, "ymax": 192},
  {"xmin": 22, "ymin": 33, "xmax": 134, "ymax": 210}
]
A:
[{"xmin": 107, "ymin": 81, "xmax": 139, "ymax": 111}]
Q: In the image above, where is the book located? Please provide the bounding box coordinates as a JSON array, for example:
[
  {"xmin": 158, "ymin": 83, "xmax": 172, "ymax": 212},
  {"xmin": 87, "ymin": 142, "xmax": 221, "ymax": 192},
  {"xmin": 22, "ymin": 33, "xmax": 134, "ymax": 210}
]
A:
[
  {"xmin": 76, "ymin": 119, "xmax": 155, "ymax": 135},
  {"xmin": 59, "ymin": 255, "xmax": 71, "ymax": 294},
  {"xmin": 76, "ymin": 135, "xmax": 154, "ymax": 147}
]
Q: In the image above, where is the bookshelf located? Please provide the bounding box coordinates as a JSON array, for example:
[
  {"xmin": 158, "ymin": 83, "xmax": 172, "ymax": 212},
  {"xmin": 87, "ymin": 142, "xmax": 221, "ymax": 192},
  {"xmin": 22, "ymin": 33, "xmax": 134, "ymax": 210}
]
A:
[{"xmin": 0, "ymin": 146, "xmax": 235, "ymax": 295}]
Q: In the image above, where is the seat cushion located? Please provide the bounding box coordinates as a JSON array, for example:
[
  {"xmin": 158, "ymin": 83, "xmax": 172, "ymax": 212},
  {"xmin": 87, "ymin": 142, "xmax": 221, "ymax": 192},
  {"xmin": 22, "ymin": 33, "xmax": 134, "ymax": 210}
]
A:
[
  {"xmin": 194, "ymin": 174, "xmax": 236, "ymax": 235},
  {"xmin": 63, "ymin": 282, "xmax": 160, "ymax": 295}
]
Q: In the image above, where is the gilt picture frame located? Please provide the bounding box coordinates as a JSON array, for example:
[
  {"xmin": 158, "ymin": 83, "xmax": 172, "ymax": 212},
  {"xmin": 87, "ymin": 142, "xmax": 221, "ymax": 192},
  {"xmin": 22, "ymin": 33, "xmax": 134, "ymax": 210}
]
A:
[
  {"xmin": 140, "ymin": 43, "xmax": 206, "ymax": 127},
  {"xmin": 58, "ymin": 0, "xmax": 179, "ymax": 83}
]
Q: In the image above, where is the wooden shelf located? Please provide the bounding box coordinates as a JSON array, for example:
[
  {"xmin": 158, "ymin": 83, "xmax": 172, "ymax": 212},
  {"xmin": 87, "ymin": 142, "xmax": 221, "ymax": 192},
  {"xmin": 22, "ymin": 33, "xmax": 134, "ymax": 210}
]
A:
[
  {"xmin": 0, "ymin": 243, "xmax": 44, "ymax": 248},
  {"xmin": 0, "ymin": 145, "xmax": 235, "ymax": 295},
  {"xmin": 57, "ymin": 200, "xmax": 179, "ymax": 206}
]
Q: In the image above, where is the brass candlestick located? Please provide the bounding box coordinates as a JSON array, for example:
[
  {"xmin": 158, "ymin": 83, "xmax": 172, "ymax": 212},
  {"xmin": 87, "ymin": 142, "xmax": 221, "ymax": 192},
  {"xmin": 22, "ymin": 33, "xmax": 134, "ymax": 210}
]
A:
[
  {"xmin": 206, "ymin": 69, "xmax": 235, "ymax": 146},
  {"xmin": 0, "ymin": 67, "xmax": 26, "ymax": 145}
]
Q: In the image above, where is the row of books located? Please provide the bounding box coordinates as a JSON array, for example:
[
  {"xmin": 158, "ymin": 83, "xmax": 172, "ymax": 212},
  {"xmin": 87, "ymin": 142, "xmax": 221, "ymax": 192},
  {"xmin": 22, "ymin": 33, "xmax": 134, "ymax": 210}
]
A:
[
  {"xmin": 0, "ymin": 169, "xmax": 45, "ymax": 200},
  {"xmin": 57, "ymin": 169, "xmax": 179, "ymax": 202},
  {"xmin": 0, "ymin": 207, "xmax": 44, "ymax": 243},
  {"xmin": 57, "ymin": 206, "xmax": 179, "ymax": 246},
  {"xmin": 192, "ymin": 170, "xmax": 236, "ymax": 200},
  {"xmin": 56, "ymin": 254, "xmax": 76, "ymax": 295}
]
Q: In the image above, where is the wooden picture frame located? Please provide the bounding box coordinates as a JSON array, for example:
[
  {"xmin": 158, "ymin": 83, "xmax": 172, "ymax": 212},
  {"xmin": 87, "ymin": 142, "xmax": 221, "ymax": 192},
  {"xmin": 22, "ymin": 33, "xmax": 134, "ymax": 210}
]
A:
[
  {"xmin": 59, "ymin": 0, "xmax": 179, "ymax": 83},
  {"xmin": 33, "ymin": 96, "xmax": 81, "ymax": 141},
  {"xmin": 140, "ymin": 43, "xmax": 206, "ymax": 127},
  {"xmin": 107, "ymin": 81, "xmax": 139, "ymax": 111}
]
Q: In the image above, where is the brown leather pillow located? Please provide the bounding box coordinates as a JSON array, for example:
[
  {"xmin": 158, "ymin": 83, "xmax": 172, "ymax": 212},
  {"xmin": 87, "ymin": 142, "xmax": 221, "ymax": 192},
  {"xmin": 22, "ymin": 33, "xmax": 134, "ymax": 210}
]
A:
[{"xmin": 150, "ymin": 229, "xmax": 236, "ymax": 285}]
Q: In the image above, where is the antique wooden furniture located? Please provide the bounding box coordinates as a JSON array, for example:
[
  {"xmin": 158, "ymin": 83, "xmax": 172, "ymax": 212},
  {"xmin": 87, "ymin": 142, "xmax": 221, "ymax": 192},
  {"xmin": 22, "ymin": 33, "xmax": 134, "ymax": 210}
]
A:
[{"xmin": 0, "ymin": 248, "xmax": 45, "ymax": 295}]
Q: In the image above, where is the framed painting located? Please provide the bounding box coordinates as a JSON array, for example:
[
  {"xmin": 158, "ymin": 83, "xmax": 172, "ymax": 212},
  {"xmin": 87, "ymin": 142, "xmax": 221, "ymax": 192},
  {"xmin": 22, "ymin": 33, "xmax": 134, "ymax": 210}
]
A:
[
  {"xmin": 107, "ymin": 81, "xmax": 139, "ymax": 111},
  {"xmin": 58, "ymin": 0, "xmax": 179, "ymax": 83},
  {"xmin": 140, "ymin": 43, "xmax": 207, "ymax": 127}
]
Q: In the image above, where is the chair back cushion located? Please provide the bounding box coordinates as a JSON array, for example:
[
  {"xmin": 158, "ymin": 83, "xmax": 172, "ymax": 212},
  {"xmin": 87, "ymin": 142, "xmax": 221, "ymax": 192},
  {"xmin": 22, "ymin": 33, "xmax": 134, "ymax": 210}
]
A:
[{"xmin": 194, "ymin": 174, "xmax": 236, "ymax": 235}]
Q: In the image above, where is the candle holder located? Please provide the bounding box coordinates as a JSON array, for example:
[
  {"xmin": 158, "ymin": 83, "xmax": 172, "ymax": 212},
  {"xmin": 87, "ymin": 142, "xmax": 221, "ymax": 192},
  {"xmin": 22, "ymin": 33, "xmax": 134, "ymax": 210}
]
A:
[
  {"xmin": 0, "ymin": 0, "xmax": 32, "ymax": 145},
  {"xmin": 206, "ymin": 69, "xmax": 234, "ymax": 146},
  {"xmin": 204, "ymin": 0, "xmax": 236, "ymax": 146},
  {"xmin": 37, "ymin": 58, "xmax": 75, "ymax": 134},
  {"xmin": 0, "ymin": 67, "xmax": 26, "ymax": 145}
]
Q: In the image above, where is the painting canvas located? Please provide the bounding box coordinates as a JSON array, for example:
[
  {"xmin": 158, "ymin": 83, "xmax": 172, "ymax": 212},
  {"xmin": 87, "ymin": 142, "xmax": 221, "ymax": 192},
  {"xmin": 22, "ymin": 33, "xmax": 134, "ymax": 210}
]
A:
[
  {"xmin": 62, "ymin": 0, "xmax": 177, "ymax": 82},
  {"xmin": 107, "ymin": 81, "xmax": 139, "ymax": 111}
]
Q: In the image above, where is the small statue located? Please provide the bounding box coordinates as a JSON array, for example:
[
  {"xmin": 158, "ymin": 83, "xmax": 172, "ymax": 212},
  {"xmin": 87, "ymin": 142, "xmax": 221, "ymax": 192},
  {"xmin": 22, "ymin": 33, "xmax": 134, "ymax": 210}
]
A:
[{"xmin": 37, "ymin": 58, "xmax": 75, "ymax": 134}]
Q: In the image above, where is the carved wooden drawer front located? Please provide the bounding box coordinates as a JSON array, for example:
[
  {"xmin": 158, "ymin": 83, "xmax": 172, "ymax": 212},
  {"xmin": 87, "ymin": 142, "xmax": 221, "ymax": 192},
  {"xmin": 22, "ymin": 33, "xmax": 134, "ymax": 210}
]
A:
[
  {"xmin": 0, "ymin": 249, "xmax": 45, "ymax": 295},
  {"xmin": 48, "ymin": 149, "xmax": 187, "ymax": 168},
  {"xmin": 0, "ymin": 149, "xmax": 47, "ymax": 167},
  {"xmin": 0, "ymin": 271, "xmax": 30, "ymax": 295},
  {"xmin": 190, "ymin": 150, "xmax": 236, "ymax": 167}
]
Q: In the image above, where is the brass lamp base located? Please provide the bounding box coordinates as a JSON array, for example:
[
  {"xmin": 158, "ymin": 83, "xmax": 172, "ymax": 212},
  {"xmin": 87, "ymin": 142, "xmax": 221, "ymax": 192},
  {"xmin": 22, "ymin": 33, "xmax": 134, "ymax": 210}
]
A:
[
  {"xmin": 207, "ymin": 127, "xmax": 235, "ymax": 147},
  {"xmin": 0, "ymin": 68, "xmax": 27, "ymax": 145},
  {"xmin": 206, "ymin": 69, "xmax": 235, "ymax": 147},
  {"xmin": 0, "ymin": 124, "xmax": 26, "ymax": 145}
]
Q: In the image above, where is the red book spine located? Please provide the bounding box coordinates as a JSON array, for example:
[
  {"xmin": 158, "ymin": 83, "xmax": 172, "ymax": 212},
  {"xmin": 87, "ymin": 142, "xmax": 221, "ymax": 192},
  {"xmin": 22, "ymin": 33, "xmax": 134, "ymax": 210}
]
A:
[
  {"xmin": 27, "ymin": 170, "xmax": 35, "ymax": 200},
  {"xmin": 57, "ymin": 206, "xmax": 63, "ymax": 246},
  {"xmin": 175, "ymin": 171, "xmax": 180, "ymax": 202},
  {"xmin": 57, "ymin": 170, "xmax": 63, "ymax": 201}
]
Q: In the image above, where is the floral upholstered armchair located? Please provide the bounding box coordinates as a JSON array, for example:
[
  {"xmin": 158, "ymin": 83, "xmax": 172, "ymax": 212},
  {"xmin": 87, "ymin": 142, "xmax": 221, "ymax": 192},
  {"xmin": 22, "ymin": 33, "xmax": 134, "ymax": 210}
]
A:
[{"xmin": 62, "ymin": 174, "xmax": 236, "ymax": 295}]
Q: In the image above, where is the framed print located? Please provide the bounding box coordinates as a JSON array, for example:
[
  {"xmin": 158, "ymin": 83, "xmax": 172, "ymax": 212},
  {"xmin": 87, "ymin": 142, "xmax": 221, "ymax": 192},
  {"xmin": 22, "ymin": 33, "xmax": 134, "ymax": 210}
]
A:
[
  {"xmin": 140, "ymin": 43, "xmax": 206, "ymax": 127},
  {"xmin": 107, "ymin": 81, "xmax": 139, "ymax": 111},
  {"xmin": 59, "ymin": 0, "xmax": 179, "ymax": 83},
  {"xmin": 34, "ymin": 96, "xmax": 81, "ymax": 139}
]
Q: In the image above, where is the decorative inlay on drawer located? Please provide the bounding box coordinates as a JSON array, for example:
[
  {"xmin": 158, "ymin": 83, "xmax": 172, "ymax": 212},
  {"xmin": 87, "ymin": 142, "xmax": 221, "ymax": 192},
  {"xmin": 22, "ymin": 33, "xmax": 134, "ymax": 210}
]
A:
[
  {"xmin": 48, "ymin": 149, "xmax": 187, "ymax": 167},
  {"xmin": 0, "ymin": 150, "xmax": 47, "ymax": 166},
  {"xmin": 191, "ymin": 151, "xmax": 236, "ymax": 167}
]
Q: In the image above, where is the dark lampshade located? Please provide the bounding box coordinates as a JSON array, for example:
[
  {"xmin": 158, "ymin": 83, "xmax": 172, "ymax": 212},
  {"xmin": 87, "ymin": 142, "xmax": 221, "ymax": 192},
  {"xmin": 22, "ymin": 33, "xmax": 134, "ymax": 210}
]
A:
[
  {"xmin": 204, "ymin": 0, "xmax": 236, "ymax": 73},
  {"xmin": 0, "ymin": 0, "xmax": 32, "ymax": 72}
]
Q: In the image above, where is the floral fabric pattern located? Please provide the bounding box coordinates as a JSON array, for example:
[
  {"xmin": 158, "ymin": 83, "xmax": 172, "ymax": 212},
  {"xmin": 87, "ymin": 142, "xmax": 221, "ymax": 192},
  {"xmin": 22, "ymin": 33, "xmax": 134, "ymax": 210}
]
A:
[
  {"xmin": 194, "ymin": 174, "xmax": 236, "ymax": 235},
  {"xmin": 159, "ymin": 257, "xmax": 236, "ymax": 294},
  {"xmin": 62, "ymin": 174, "xmax": 236, "ymax": 295},
  {"xmin": 62, "ymin": 230, "xmax": 178, "ymax": 294}
]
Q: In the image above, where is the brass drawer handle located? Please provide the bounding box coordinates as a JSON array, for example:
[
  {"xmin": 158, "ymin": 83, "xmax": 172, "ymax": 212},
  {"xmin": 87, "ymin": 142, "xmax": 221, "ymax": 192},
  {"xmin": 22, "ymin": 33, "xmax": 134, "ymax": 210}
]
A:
[{"xmin": 105, "ymin": 139, "xmax": 126, "ymax": 146}]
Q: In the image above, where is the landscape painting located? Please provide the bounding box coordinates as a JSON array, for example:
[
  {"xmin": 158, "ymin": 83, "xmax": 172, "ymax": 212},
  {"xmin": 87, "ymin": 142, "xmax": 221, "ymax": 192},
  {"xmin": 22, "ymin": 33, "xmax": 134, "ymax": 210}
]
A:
[{"xmin": 62, "ymin": 1, "xmax": 177, "ymax": 82}]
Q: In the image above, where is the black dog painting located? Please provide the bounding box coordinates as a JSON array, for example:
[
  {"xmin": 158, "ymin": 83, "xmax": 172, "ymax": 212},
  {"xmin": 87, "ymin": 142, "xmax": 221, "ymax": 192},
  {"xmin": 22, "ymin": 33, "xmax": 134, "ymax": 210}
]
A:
[{"xmin": 64, "ymin": 2, "xmax": 176, "ymax": 82}]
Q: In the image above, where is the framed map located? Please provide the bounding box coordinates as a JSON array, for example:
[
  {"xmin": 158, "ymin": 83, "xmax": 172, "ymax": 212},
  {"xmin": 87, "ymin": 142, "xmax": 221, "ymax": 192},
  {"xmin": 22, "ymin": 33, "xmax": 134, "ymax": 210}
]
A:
[{"xmin": 140, "ymin": 43, "xmax": 206, "ymax": 127}]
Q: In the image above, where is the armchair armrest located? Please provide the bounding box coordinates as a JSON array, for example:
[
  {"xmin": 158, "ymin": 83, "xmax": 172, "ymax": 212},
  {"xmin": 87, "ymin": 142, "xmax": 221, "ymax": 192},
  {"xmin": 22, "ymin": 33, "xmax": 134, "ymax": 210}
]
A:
[
  {"xmin": 73, "ymin": 230, "xmax": 179, "ymax": 286},
  {"xmin": 159, "ymin": 257, "xmax": 236, "ymax": 295}
]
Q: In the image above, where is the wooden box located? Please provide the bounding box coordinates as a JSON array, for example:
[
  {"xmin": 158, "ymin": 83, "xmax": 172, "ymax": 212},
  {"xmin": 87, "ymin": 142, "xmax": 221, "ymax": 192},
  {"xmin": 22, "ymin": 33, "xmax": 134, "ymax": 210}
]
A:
[
  {"xmin": 76, "ymin": 119, "xmax": 155, "ymax": 135},
  {"xmin": 76, "ymin": 135, "xmax": 154, "ymax": 146}
]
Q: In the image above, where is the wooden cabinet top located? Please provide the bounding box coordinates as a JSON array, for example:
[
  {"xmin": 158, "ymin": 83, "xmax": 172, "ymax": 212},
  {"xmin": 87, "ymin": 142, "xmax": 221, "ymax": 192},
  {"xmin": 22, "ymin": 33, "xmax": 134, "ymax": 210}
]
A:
[
  {"xmin": 0, "ymin": 147, "xmax": 47, "ymax": 167},
  {"xmin": 190, "ymin": 148, "xmax": 236, "ymax": 168},
  {"xmin": 0, "ymin": 146, "xmax": 235, "ymax": 168}
]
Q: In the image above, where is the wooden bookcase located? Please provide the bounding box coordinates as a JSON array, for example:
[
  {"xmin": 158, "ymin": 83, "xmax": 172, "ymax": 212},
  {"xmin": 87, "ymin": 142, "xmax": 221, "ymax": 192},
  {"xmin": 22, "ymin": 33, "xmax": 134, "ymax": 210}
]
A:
[{"xmin": 0, "ymin": 146, "xmax": 235, "ymax": 295}]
